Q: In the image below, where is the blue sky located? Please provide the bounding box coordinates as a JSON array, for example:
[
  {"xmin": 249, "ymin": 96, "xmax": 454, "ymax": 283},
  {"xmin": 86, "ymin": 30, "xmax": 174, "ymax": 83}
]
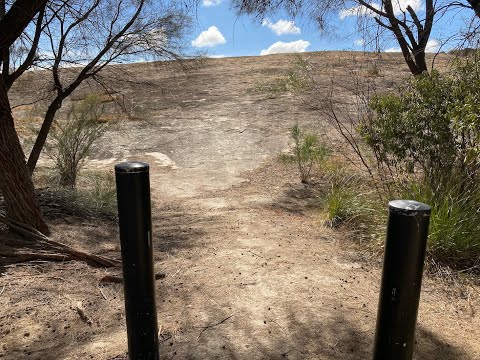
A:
[{"xmin": 190, "ymin": 0, "xmax": 476, "ymax": 57}]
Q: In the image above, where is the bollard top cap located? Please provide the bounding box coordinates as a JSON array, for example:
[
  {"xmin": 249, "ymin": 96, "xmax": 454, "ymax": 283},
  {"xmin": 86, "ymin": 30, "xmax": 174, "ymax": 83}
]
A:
[
  {"xmin": 388, "ymin": 200, "xmax": 431, "ymax": 216},
  {"xmin": 115, "ymin": 161, "xmax": 149, "ymax": 174}
]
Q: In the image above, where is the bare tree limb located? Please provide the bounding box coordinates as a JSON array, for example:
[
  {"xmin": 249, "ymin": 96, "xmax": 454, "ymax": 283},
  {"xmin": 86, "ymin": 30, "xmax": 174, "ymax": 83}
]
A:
[
  {"xmin": 0, "ymin": 212, "xmax": 120, "ymax": 267},
  {"xmin": 4, "ymin": 4, "xmax": 46, "ymax": 90},
  {"xmin": 0, "ymin": 0, "xmax": 46, "ymax": 59}
]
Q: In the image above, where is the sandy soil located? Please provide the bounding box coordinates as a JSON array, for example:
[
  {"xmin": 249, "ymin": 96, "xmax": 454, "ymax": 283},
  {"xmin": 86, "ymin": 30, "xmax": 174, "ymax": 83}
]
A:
[{"xmin": 1, "ymin": 52, "xmax": 478, "ymax": 360}]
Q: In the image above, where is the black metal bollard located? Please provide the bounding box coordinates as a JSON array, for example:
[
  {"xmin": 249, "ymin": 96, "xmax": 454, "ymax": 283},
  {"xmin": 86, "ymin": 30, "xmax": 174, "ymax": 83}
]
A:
[
  {"xmin": 115, "ymin": 162, "xmax": 159, "ymax": 360},
  {"xmin": 373, "ymin": 200, "xmax": 431, "ymax": 360}
]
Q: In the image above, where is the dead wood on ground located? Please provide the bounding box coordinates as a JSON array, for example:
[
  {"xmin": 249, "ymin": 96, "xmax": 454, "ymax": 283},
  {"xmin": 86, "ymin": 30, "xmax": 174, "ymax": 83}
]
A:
[{"xmin": 0, "ymin": 212, "xmax": 119, "ymax": 268}]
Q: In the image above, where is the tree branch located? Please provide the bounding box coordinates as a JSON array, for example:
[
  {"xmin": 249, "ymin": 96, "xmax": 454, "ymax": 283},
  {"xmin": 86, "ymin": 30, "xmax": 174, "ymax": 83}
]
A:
[
  {"xmin": 419, "ymin": 0, "xmax": 434, "ymax": 47},
  {"xmin": 467, "ymin": 0, "xmax": 480, "ymax": 17},
  {"xmin": 0, "ymin": 212, "xmax": 120, "ymax": 267},
  {"xmin": 51, "ymin": 0, "xmax": 101, "ymax": 92},
  {"xmin": 406, "ymin": 5, "xmax": 423, "ymax": 35},
  {"xmin": 396, "ymin": 17, "xmax": 418, "ymax": 49},
  {"xmin": 4, "ymin": 4, "xmax": 45, "ymax": 90},
  {"xmin": 382, "ymin": 0, "xmax": 422, "ymax": 74},
  {"xmin": 356, "ymin": 0, "xmax": 388, "ymax": 18},
  {"xmin": 64, "ymin": 0, "xmax": 146, "ymax": 96},
  {"xmin": 0, "ymin": 0, "xmax": 47, "ymax": 59},
  {"xmin": 374, "ymin": 16, "xmax": 393, "ymax": 30}
]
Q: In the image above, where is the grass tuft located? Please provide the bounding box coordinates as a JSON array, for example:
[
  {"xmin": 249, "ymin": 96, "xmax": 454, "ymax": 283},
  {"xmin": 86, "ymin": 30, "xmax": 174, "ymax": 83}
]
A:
[
  {"xmin": 36, "ymin": 170, "xmax": 117, "ymax": 221},
  {"xmin": 401, "ymin": 181, "xmax": 480, "ymax": 271}
]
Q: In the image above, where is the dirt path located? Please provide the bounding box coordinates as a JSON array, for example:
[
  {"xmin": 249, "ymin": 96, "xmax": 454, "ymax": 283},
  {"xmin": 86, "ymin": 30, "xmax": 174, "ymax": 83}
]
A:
[
  {"xmin": 2, "ymin": 153, "xmax": 478, "ymax": 360},
  {"xmin": 2, "ymin": 52, "xmax": 479, "ymax": 359},
  {"xmin": 142, "ymin": 160, "xmax": 480, "ymax": 360}
]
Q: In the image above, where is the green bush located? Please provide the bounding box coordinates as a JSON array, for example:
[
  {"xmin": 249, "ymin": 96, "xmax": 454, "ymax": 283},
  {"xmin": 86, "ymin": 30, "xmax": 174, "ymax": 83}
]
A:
[
  {"xmin": 325, "ymin": 182, "xmax": 359, "ymax": 227},
  {"xmin": 285, "ymin": 123, "xmax": 329, "ymax": 183},
  {"xmin": 46, "ymin": 94, "xmax": 109, "ymax": 189},
  {"xmin": 359, "ymin": 58, "xmax": 479, "ymax": 192},
  {"xmin": 321, "ymin": 163, "xmax": 382, "ymax": 231},
  {"xmin": 358, "ymin": 55, "xmax": 480, "ymax": 271},
  {"xmin": 251, "ymin": 54, "xmax": 312, "ymax": 96}
]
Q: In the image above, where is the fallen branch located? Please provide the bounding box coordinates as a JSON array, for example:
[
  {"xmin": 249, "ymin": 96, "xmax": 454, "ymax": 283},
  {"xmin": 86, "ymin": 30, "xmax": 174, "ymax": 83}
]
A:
[
  {"xmin": 99, "ymin": 274, "xmax": 123, "ymax": 284},
  {"xmin": 0, "ymin": 249, "xmax": 75, "ymax": 263},
  {"xmin": 74, "ymin": 301, "xmax": 93, "ymax": 326},
  {"xmin": 247, "ymin": 250, "xmax": 264, "ymax": 259},
  {"xmin": 197, "ymin": 314, "xmax": 234, "ymax": 339},
  {"xmin": 99, "ymin": 287, "xmax": 108, "ymax": 300},
  {"xmin": 0, "ymin": 212, "xmax": 120, "ymax": 268}
]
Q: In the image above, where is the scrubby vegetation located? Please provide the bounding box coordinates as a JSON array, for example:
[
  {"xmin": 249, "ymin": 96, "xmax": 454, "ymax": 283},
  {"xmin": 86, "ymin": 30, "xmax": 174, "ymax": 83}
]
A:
[
  {"xmin": 251, "ymin": 54, "xmax": 312, "ymax": 96},
  {"xmin": 45, "ymin": 95, "xmax": 110, "ymax": 189},
  {"xmin": 282, "ymin": 54, "xmax": 480, "ymax": 273},
  {"xmin": 32, "ymin": 95, "xmax": 117, "ymax": 221},
  {"xmin": 33, "ymin": 168, "xmax": 117, "ymax": 221},
  {"xmin": 361, "ymin": 56, "xmax": 480, "ymax": 270},
  {"xmin": 281, "ymin": 123, "xmax": 330, "ymax": 183}
]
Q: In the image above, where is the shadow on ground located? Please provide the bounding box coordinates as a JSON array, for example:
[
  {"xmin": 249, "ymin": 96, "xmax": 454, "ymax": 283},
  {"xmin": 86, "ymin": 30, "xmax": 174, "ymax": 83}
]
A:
[
  {"xmin": 174, "ymin": 306, "xmax": 470, "ymax": 360},
  {"xmin": 152, "ymin": 202, "xmax": 220, "ymax": 255},
  {"xmin": 268, "ymin": 181, "xmax": 323, "ymax": 216},
  {"xmin": 1, "ymin": 198, "xmax": 212, "ymax": 273}
]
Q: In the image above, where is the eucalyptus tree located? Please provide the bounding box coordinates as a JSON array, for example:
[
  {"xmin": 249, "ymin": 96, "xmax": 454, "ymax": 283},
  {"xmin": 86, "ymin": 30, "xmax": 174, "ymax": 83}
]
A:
[
  {"xmin": 0, "ymin": 0, "xmax": 49, "ymax": 234},
  {"xmin": 0, "ymin": 0, "xmax": 195, "ymax": 234},
  {"xmin": 25, "ymin": 0, "xmax": 193, "ymax": 171}
]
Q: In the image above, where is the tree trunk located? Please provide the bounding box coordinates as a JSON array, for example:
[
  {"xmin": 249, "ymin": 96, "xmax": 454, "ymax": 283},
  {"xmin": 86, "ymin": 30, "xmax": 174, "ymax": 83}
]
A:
[
  {"xmin": 0, "ymin": 0, "xmax": 46, "ymax": 60},
  {"xmin": 468, "ymin": 0, "xmax": 480, "ymax": 17},
  {"xmin": 389, "ymin": 22, "xmax": 423, "ymax": 75},
  {"xmin": 400, "ymin": 49, "xmax": 422, "ymax": 76},
  {"xmin": 27, "ymin": 96, "xmax": 63, "ymax": 173},
  {"xmin": 414, "ymin": 49, "xmax": 428, "ymax": 74},
  {"xmin": 0, "ymin": 76, "xmax": 49, "ymax": 235}
]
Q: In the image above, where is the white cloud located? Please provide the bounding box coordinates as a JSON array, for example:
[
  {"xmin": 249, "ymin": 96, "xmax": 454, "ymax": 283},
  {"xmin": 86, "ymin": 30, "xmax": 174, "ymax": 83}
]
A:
[
  {"xmin": 209, "ymin": 54, "xmax": 226, "ymax": 58},
  {"xmin": 393, "ymin": 0, "xmax": 423, "ymax": 13},
  {"xmin": 260, "ymin": 40, "xmax": 310, "ymax": 56},
  {"xmin": 385, "ymin": 47, "xmax": 401, "ymax": 52},
  {"xmin": 202, "ymin": 0, "xmax": 222, "ymax": 7},
  {"xmin": 340, "ymin": 0, "xmax": 423, "ymax": 19},
  {"xmin": 262, "ymin": 19, "xmax": 301, "ymax": 36},
  {"xmin": 425, "ymin": 39, "xmax": 440, "ymax": 53},
  {"xmin": 192, "ymin": 26, "xmax": 226, "ymax": 48},
  {"xmin": 383, "ymin": 38, "xmax": 439, "ymax": 53},
  {"xmin": 340, "ymin": 3, "xmax": 380, "ymax": 19},
  {"xmin": 355, "ymin": 39, "xmax": 366, "ymax": 46}
]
